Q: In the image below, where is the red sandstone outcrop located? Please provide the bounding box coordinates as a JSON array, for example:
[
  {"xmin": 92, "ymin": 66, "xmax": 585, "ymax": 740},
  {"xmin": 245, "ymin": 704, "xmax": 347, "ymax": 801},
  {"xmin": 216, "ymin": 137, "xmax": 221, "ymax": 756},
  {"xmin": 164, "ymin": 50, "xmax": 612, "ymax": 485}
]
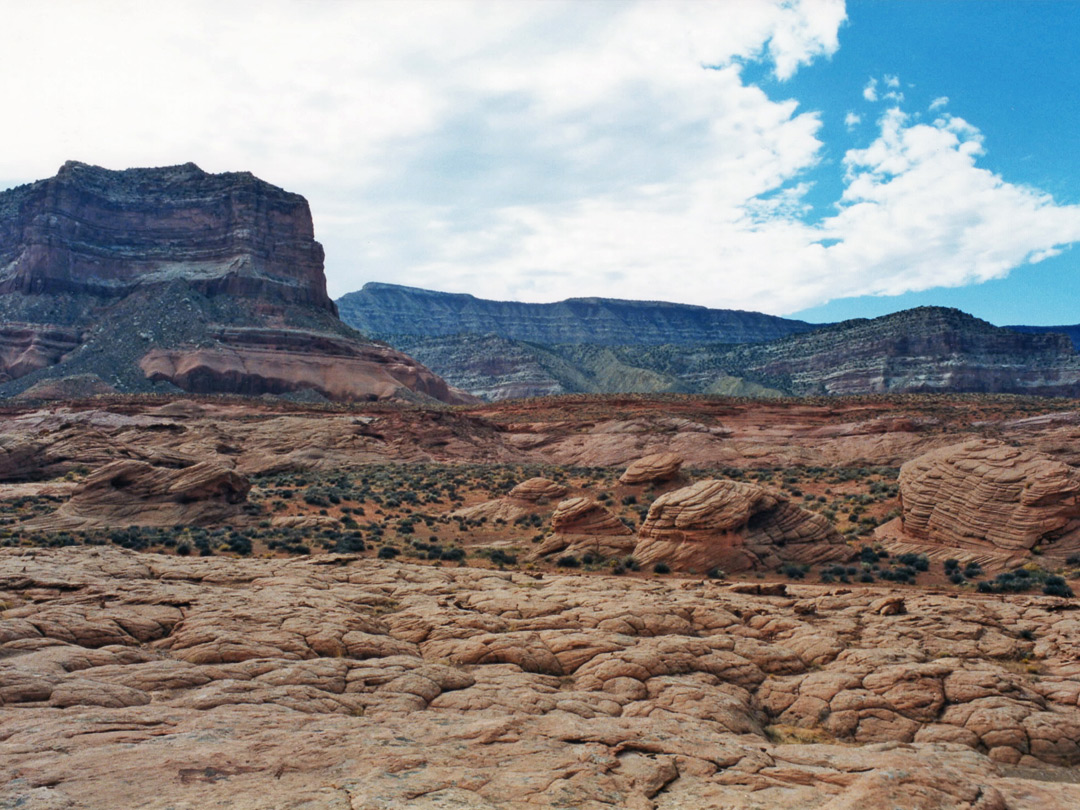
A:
[
  {"xmin": 895, "ymin": 438, "xmax": 1080, "ymax": 559},
  {"xmin": 0, "ymin": 323, "xmax": 82, "ymax": 382},
  {"xmin": 509, "ymin": 477, "xmax": 568, "ymax": 502},
  {"xmin": 0, "ymin": 161, "xmax": 333, "ymax": 310},
  {"xmin": 535, "ymin": 497, "xmax": 636, "ymax": 559},
  {"xmin": 140, "ymin": 327, "xmax": 473, "ymax": 404},
  {"xmin": 454, "ymin": 478, "xmax": 569, "ymax": 525},
  {"xmin": 0, "ymin": 162, "xmax": 468, "ymax": 404},
  {"xmin": 2, "ymin": 546, "xmax": 1080, "ymax": 809},
  {"xmin": 551, "ymin": 497, "xmax": 633, "ymax": 536},
  {"xmin": 22, "ymin": 459, "xmax": 250, "ymax": 530},
  {"xmin": 633, "ymin": 479, "xmax": 848, "ymax": 573},
  {"xmin": 619, "ymin": 452, "xmax": 684, "ymax": 485}
]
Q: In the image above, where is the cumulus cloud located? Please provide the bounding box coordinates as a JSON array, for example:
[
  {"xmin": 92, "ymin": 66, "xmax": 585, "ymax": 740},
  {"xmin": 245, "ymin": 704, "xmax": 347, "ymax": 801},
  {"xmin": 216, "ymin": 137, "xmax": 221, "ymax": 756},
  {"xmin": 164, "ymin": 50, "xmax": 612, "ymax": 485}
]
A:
[
  {"xmin": 1, "ymin": 0, "xmax": 1078, "ymax": 316},
  {"xmin": 930, "ymin": 96, "xmax": 950, "ymax": 110},
  {"xmin": 844, "ymin": 111, "xmax": 862, "ymax": 128}
]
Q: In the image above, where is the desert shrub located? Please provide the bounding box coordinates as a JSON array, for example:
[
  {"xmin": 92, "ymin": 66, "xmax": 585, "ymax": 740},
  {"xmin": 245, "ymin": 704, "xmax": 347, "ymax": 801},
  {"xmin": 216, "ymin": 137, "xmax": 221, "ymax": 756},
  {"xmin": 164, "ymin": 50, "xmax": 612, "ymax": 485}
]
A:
[
  {"xmin": 1044, "ymin": 576, "xmax": 1075, "ymax": 598},
  {"xmin": 653, "ymin": 562, "xmax": 671, "ymax": 575},
  {"xmin": 557, "ymin": 555, "xmax": 581, "ymax": 568},
  {"xmin": 489, "ymin": 549, "xmax": 518, "ymax": 567},
  {"xmin": 377, "ymin": 545, "xmax": 399, "ymax": 559},
  {"xmin": 706, "ymin": 567, "xmax": 725, "ymax": 579}
]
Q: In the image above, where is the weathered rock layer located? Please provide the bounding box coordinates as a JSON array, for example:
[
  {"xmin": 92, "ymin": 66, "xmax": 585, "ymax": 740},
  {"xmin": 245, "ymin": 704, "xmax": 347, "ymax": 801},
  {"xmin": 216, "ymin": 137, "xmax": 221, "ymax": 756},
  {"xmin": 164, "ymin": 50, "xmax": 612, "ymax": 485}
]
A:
[
  {"xmin": 0, "ymin": 162, "xmax": 466, "ymax": 403},
  {"xmin": 634, "ymin": 479, "xmax": 848, "ymax": 573},
  {"xmin": 895, "ymin": 438, "xmax": 1080, "ymax": 558},
  {"xmin": 2, "ymin": 547, "xmax": 1079, "ymax": 809}
]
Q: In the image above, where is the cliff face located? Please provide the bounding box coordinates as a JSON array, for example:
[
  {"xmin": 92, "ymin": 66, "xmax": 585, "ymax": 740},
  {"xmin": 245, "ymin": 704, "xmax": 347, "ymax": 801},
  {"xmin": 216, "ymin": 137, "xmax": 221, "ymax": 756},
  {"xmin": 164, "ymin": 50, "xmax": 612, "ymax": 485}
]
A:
[
  {"xmin": 337, "ymin": 282, "xmax": 819, "ymax": 345},
  {"xmin": 1, "ymin": 161, "xmax": 334, "ymax": 311},
  {"xmin": 382, "ymin": 306, "xmax": 1080, "ymax": 401},
  {"xmin": 721, "ymin": 307, "xmax": 1080, "ymax": 396},
  {"xmin": 0, "ymin": 163, "xmax": 468, "ymax": 404}
]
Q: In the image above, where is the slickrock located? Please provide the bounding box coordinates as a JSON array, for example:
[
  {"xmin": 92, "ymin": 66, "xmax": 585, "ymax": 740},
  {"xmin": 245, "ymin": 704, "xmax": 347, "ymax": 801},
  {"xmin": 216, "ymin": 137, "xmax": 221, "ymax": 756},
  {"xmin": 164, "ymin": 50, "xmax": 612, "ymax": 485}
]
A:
[
  {"xmin": 3, "ymin": 547, "xmax": 1080, "ymax": 809},
  {"xmin": 896, "ymin": 438, "xmax": 1080, "ymax": 559},
  {"xmin": 619, "ymin": 452, "xmax": 684, "ymax": 485},
  {"xmin": 22, "ymin": 459, "xmax": 250, "ymax": 530},
  {"xmin": 508, "ymin": 476, "xmax": 568, "ymax": 502},
  {"xmin": 633, "ymin": 478, "xmax": 849, "ymax": 573}
]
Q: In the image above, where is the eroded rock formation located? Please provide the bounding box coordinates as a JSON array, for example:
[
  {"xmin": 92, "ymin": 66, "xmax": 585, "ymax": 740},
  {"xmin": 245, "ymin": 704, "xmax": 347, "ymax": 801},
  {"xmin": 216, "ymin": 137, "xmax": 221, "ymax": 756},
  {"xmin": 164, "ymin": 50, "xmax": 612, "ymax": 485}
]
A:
[
  {"xmin": 895, "ymin": 439, "xmax": 1080, "ymax": 559},
  {"xmin": 23, "ymin": 459, "xmax": 250, "ymax": 531},
  {"xmin": 509, "ymin": 477, "xmax": 568, "ymax": 502},
  {"xmin": 0, "ymin": 161, "xmax": 332, "ymax": 309},
  {"xmin": 0, "ymin": 162, "xmax": 466, "ymax": 403},
  {"xmin": 2, "ymin": 547, "xmax": 1079, "ymax": 809},
  {"xmin": 634, "ymin": 479, "xmax": 848, "ymax": 573},
  {"xmin": 620, "ymin": 452, "xmax": 684, "ymax": 485},
  {"xmin": 535, "ymin": 497, "xmax": 636, "ymax": 559}
]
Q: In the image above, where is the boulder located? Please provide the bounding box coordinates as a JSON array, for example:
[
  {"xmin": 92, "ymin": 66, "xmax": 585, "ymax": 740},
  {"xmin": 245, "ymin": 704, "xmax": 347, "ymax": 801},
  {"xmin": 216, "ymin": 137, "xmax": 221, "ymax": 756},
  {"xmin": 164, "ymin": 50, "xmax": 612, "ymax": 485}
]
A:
[
  {"xmin": 619, "ymin": 452, "xmax": 684, "ymax": 485},
  {"xmin": 633, "ymin": 479, "xmax": 847, "ymax": 573},
  {"xmin": 22, "ymin": 459, "xmax": 250, "ymax": 530},
  {"xmin": 897, "ymin": 438, "xmax": 1080, "ymax": 557}
]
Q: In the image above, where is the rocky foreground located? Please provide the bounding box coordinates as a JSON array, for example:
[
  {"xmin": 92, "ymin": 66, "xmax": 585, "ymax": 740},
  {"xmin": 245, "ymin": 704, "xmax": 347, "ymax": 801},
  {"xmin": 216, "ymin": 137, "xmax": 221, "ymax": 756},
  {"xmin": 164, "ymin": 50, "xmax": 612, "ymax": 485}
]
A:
[{"xmin": 3, "ymin": 546, "xmax": 1080, "ymax": 809}]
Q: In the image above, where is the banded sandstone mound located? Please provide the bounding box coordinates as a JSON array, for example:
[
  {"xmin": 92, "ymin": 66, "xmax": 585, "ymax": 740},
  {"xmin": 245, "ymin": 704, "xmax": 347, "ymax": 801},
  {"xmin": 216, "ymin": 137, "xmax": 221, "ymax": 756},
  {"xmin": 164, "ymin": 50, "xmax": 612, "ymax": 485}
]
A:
[
  {"xmin": 634, "ymin": 479, "xmax": 848, "ymax": 573},
  {"xmin": 535, "ymin": 496, "xmax": 636, "ymax": 559},
  {"xmin": 3, "ymin": 547, "xmax": 1080, "ymax": 809},
  {"xmin": 620, "ymin": 452, "xmax": 684, "ymax": 484},
  {"xmin": 23, "ymin": 459, "xmax": 250, "ymax": 531},
  {"xmin": 0, "ymin": 162, "xmax": 467, "ymax": 403},
  {"xmin": 891, "ymin": 439, "xmax": 1080, "ymax": 561}
]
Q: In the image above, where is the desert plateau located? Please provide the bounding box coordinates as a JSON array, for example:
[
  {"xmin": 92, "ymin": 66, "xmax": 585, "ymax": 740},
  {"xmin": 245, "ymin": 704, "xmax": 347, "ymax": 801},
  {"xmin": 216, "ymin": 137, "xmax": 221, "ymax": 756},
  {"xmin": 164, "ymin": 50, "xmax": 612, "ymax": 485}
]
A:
[
  {"xmin": 4, "ymin": 392, "xmax": 1080, "ymax": 809},
  {"xmin": 6, "ymin": 3, "xmax": 1080, "ymax": 806}
]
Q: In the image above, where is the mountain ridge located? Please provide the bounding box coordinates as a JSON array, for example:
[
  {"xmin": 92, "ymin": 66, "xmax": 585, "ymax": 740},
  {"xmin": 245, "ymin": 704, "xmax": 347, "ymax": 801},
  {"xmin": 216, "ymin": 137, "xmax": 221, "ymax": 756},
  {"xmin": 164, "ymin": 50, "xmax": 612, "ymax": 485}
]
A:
[
  {"xmin": 337, "ymin": 282, "xmax": 821, "ymax": 345},
  {"xmin": 338, "ymin": 284, "xmax": 1080, "ymax": 401}
]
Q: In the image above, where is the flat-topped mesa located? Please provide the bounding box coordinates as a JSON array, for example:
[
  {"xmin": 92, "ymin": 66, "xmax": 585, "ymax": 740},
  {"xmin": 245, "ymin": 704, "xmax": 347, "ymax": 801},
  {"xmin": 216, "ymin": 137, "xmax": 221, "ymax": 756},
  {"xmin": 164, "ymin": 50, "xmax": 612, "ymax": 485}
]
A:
[{"xmin": 0, "ymin": 161, "xmax": 334, "ymax": 312}]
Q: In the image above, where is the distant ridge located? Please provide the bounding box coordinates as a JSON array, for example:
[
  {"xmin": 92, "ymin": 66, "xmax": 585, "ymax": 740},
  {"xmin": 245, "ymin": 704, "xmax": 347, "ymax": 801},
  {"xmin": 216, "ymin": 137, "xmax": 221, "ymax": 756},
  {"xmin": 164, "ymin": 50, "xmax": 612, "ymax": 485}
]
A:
[
  {"xmin": 1007, "ymin": 323, "xmax": 1080, "ymax": 351},
  {"xmin": 336, "ymin": 282, "xmax": 820, "ymax": 346},
  {"xmin": 335, "ymin": 285, "xmax": 1080, "ymax": 400}
]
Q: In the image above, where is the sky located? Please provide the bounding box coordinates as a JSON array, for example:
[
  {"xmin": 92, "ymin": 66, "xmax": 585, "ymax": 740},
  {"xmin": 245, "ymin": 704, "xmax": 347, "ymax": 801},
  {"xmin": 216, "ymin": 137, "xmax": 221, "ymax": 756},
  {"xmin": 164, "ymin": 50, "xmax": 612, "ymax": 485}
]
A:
[{"xmin": 1, "ymin": 0, "xmax": 1079, "ymax": 325}]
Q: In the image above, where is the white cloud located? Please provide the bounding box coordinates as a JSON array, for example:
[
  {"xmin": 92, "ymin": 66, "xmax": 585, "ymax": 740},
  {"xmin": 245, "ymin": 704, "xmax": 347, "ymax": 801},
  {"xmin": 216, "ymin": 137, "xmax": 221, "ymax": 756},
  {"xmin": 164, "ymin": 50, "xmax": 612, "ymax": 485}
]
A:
[
  {"xmin": 930, "ymin": 96, "xmax": 950, "ymax": 111},
  {"xmin": 844, "ymin": 111, "xmax": 862, "ymax": 128},
  {"xmin": 1, "ymin": 0, "xmax": 1078, "ymax": 317},
  {"xmin": 884, "ymin": 74, "xmax": 900, "ymax": 88}
]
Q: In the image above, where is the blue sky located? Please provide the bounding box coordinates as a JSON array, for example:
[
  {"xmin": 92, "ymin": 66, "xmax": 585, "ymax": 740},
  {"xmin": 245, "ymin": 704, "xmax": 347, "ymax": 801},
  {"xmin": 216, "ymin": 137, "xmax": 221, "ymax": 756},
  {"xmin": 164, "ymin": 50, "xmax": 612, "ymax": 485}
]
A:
[
  {"xmin": 1, "ymin": 1, "xmax": 1079, "ymax": 325},
  {"xmin": 783, "ymin": 1, "xmax": 1080, "ymax": 325}
]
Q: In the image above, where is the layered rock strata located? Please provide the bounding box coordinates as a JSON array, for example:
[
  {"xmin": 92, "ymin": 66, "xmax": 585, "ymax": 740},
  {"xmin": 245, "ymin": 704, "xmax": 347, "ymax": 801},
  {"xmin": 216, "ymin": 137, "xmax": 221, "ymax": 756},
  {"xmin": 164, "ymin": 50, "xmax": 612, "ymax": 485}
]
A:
[
  {"xmin": 895, "ymin": 439, "xmax": 1080, "ymax": 559},
  {"xmin": 536, "ymin": 497, "xmax": 636, "ymax": 559},
  {"xmin": 634, "ymin": 479, "xmax": 847, "ymax": 573},
  {"xmin": 0, "ymin": 162, "xmax": 465, "ymax": 403},
  {"xmin": 620, "ymin": 452, "xmax": 684, "ymax": 485},
  {"xmin": 22, "ymin": 459, "xmax": 250, "ymax": 531},
  {"xmin": 508, "ymin": 477, "xmax": 568, "ymax": 502},
  {"xmin": 0, "ymin": 160, "xmax": 333, "ymax": 310}
]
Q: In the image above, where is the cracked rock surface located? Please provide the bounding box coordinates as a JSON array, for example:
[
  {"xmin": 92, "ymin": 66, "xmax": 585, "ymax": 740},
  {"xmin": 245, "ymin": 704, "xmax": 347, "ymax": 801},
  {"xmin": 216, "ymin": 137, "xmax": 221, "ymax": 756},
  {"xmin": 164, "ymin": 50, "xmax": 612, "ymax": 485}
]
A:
[{"xmin": 3, "ymin": 547, "xmax": 1080, "ymax": 809}]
